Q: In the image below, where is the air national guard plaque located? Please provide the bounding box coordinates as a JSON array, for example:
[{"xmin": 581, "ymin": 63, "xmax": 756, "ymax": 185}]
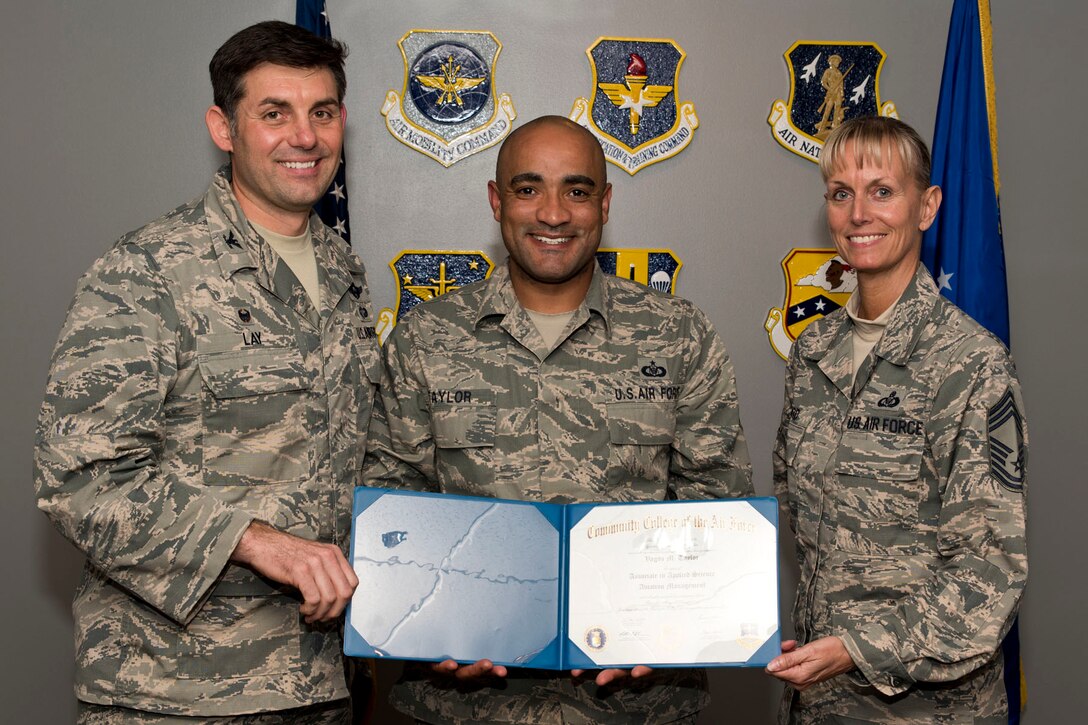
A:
[
  {"xmin": 570, "ymin": 38, "xmax": 698, "ymax": 175},
  {"xmin": 768, "ymin": 41, "xmax": 898, "ymax": 163},
  {"xmin": 381, "ymin": 30, "xmax": 516, "ymax": 167},
  {"xmin": 765, "ymin": 249, "xmax": 857, "ymax": 360}
]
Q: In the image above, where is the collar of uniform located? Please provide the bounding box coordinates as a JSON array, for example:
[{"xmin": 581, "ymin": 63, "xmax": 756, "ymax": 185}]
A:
[
  {"xmin": 472, "ymin": 261, "xmax": 612, "ymax": 335},
  {"xmin": 870, "ymin": 264, "xmax": 940, "ymax": 366},
  {"xmin": 473, "ymin": 262, "xmax": 517, "ymax": 329},
  {"xmin": 204, "ymin": 164, "xmax": 276, "ymax": 288},
  {"xmin": 312, "ymin": 215, "xmax": 365, "ymax": 310},
  {"xmin": 796, "ymin": 306, "xmax": 852, "ymax": 364}
]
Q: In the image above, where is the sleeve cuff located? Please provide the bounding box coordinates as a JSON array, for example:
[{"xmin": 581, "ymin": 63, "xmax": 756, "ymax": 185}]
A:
[{"xmin": 838, "ymin": 626, "xmax": 913, "ymax": 697}]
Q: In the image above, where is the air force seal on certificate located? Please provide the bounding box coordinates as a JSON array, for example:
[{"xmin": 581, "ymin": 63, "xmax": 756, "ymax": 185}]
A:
[
  {"xmin": 595, "ymin": 248, "xmax": 682, "ymax": 294},
  {"xmin": 768, "ymin": 41, "xmax": 898, "ymax": 163},
  {"xmin": 381, "ymin": 30, "xmax": 516, "ymax": 167},
  {"xmin": 570, "ymin": 38, "xmax": 698, "ymax": 175},
  {"xmin": 765, "ymin": 249, "xmax": 857, "ymax": 360},
  {"xmin": 375, "ymin": 251, "xmax": 495, "ymax": 344},
  {"xmin": 584, "ymin": 627, "xmax": 608, "ymax": 651}
]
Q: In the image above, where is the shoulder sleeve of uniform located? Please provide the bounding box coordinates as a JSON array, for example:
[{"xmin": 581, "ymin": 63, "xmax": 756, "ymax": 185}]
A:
[
  {"xmin": 363, "ymin": 314, "xmax": 439, "ymax": 491},
  {"xmin": 773, "ymin": 342, "xmax": 804, "ymax": 514},
  {"xmin": 34, "ymin": 243, "xmax": 252, "ymax": 624},
  {"xmin": 667, "ymin": 305, "xmax": 753, "ymax": 500}
]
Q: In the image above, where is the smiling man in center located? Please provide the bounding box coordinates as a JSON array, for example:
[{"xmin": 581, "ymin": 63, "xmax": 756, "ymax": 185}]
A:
[{"xmin": 366, "ymin": 115, "xmax": 754, "ymax": 725}]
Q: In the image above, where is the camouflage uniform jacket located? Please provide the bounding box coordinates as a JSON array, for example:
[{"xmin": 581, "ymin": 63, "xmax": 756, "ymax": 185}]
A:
[
  {"xmin": 367, "ymin": 263, "xmax": 753, "ymax": 724},
  {"xmin": 34, "ymin": 166, "xmax": 384, "ymax": 715},
  {"xmin": 774, "ymin": 265, "xmax": 1028, "ymax": 723}
]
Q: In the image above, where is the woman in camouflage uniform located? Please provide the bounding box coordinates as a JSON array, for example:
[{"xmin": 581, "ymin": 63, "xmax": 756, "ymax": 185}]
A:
[{"xmin": 766, "ymin": 116, "xmax": 1027, "ymax": 724}]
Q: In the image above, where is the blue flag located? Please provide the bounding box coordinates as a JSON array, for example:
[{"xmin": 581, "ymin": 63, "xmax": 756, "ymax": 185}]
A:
[
  {"xmin": 296, "ymin": 0, "xmax": 352, "ymax": 246},
  {"xmin": 921, "ymin": 0, "xmax": 1009, "ymax": 346},
  {"xmin": 921, "ymin": 1, "xmax": 1022, "ymax": 721}
]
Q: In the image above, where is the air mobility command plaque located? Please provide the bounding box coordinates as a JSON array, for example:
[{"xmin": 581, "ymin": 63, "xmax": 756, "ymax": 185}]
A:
[{"xmin": 381, "ymin": 30, "xmax": 516, "ymax": 166}]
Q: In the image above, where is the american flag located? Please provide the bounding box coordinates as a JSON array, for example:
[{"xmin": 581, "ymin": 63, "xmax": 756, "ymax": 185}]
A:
[{"xmin": 296, "ymin": 0, "xmax": 352, "ymax": 246}]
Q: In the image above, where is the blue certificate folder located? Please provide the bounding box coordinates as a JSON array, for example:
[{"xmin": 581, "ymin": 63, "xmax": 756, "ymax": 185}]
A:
[{"xmin": 345, "ymin": 488, "xmax": 780, "ymax": 670}]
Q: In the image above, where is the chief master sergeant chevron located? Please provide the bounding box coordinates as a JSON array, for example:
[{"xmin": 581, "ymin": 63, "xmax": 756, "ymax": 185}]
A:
[
  {"xmin": 33, "ymin": 21, "xmax": 381, "ymax": 723},
  {"xmin": 365, "ymin": 115, "xmax": 754, "ymax": 724}
]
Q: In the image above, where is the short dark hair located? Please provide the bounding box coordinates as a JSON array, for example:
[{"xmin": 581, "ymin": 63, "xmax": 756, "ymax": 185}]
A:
[{"xmin": 209, "ymin": 20, "xmax": 348, "ymax": 125}]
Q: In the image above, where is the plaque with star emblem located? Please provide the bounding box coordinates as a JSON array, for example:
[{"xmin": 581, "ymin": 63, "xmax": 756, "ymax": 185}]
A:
[
  {"xmin": 765, "ymin": 248, "xmax": 857, "ymax": 360},
  {"xmin": 374, "ymin": 251, "xmax": 495, "ymax": 345},
  {"xmin": 381, "ymin": 30, "xmax": 517, "ymax": 167}
]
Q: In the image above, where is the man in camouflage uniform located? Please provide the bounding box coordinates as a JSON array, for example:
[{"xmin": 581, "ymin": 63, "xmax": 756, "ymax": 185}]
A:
[
  {"xmin": 365, "ymin": 116, "xmax": 753, "ymax": 724},
  {"xmin": 34, "ymin": 21, "xmax": 380, "ymax": 723},
  {"xmin": 766, "ymin": 116, "xmax": 1028, "ymax": 722}
]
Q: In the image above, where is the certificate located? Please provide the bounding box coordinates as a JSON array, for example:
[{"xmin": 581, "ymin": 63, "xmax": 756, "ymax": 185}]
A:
[{"xmin": 344, "ymin": 488, "xmax": 779, "ymax": 669}]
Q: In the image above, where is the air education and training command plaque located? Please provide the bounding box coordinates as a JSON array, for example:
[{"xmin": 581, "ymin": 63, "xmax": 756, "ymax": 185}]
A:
[
  {"xmin": 570, "ymin": 37, "xmax": 698, "ymax": 176},
  {"xmin": 382, "ymin": 30, "xmax": 516, "ymax": 167},
  {"xmin": 767, "ymin": 41, "xmax": 897, "ymax": 163}
]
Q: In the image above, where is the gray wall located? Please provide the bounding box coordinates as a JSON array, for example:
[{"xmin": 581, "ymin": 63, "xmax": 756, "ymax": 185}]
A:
[{"xmin": 3, "ymin": 1, "xmax": 1082, "ymax": 722}]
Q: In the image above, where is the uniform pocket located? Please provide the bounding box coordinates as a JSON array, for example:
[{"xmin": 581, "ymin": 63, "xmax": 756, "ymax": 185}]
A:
[
  {"xmin": 433, "ymin": 401, "xmax": 496, "ymax": 448},
  {"xmin": 175, "ymin": 595, "xmax": 301, "ymax": 679},
  {"xmin": 605, "ymin": 402, "xmax": 675, "ymax": 489},
  {"xmin": 197, "ymin": 347, "xmax": 312, "ymax": 485},
  {"xmin": 836, "ymin": 418, "xmax": 924, "ymax": 481},
  {"xmin": 605, "ymin": 402, "xmax": 676, "ymax": 444},
  {"xmin": 783, "ymin": 421, "xmax": 806, "ymax": 466},
  {"xmin": 833, "ymin": 438, "xmax": 928, "ymax": 551}
]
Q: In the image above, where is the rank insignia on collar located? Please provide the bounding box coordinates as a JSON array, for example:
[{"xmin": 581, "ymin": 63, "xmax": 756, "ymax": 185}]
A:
[
  {"xmin": 569, "ymin": 38, "xmax": 698, "ymax": 175},
  {"xmin": 595, "ymin": 248, "xmax": 682, "ymax": 294},
  {"xmin": 767, "ymin": 41, "xmax": 898, "ymax": 163},
  {"xmin": 381, "ymin": 30, "xmax": 516, "ymax": 167},
  {"xmin": 765, "ymin": 248, "xmax": 857, "ymax": 360},
  {"xmin": 375, "ymin": 251, "xmax": 495, "ymax": 345}
]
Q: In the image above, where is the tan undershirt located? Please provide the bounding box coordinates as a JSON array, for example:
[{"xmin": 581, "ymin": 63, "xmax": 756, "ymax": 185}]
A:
[
  {"xmin": 526, "ymin": 308, "xmax": 577, "ymax": 349},
  {"xmin": 845, "ymin": 291, "xmax": 902, "ymax": 384},
  {"xmin": 250, "ymin": 220, "xmax": 321, "ymax": 309}
]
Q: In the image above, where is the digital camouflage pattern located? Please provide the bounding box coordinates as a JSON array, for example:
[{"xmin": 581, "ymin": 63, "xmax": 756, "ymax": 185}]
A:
[
  {"xmin": 35, "ymin": 166, "xmax": 384, "ymax": 716},
  {"xmin": 366, "ymin": 263, "xmax": 753, "ymax": 724},
  {"xmin": 774, "ymin": 265, "xmax": 1028, "ymax": 723},
  {"xmin": 77, "ymin": 699, "xmax": 351, "ymax": 724}
]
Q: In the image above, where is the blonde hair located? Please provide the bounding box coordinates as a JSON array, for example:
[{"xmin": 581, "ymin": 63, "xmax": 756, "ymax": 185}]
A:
[{"xmin": 820, "ymin": 116, "xmax": 932, "ymax": 191}]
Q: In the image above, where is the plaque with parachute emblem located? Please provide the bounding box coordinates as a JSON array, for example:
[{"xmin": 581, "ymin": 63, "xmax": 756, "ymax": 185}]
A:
[{"xmin": 595, "ymin": 248, "xmax": 682, "ymax": 294}]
